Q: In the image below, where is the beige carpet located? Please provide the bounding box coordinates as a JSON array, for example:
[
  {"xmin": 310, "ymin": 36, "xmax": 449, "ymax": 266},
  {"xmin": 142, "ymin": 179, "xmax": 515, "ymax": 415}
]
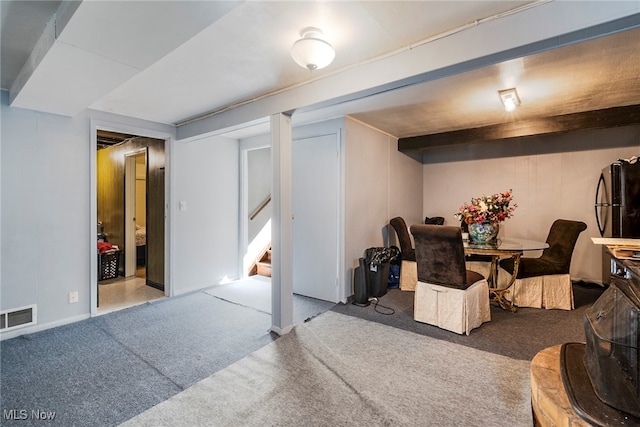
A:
[
  {"xmin": 121, "ymin": 311, "xmax": 532, "ymax": 426},
  {"xmin": 205, "ymin": 276, "xmax": 272, "ymax": 313},
  {"xmin": 204, "ymin": 276, "xmax": 335, "ymax": 325}
]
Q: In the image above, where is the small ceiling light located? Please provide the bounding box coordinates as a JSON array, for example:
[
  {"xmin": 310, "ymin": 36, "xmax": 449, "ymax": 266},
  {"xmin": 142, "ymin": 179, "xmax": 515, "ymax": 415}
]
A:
[
  {"xmin": 498, "ymin": 88, "xmax": 521, "ymax": 112},
  {"xmin": 290, "ymin": 27, "xmax": 335, "ymax": 71}
]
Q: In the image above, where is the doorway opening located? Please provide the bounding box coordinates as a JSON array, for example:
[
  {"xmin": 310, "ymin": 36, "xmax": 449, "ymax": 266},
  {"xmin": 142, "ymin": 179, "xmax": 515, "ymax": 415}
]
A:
[
  {"xmin": 239, "ymin": 132, "xmax": 342, "ymax": 304},
  {"xmin": 96, "ymin": 130, "xmax": 166, "ymax": 314}
]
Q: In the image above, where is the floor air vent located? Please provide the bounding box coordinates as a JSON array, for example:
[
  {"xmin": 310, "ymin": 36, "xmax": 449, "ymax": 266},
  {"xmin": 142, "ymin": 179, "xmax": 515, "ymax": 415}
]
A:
[{"xmin": 0, "ymin": 305, "xmax": 37, "ymax": 332}]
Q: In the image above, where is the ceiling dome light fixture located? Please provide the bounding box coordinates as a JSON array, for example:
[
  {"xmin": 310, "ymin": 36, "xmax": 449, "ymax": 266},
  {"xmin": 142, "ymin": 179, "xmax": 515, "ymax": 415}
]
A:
[
  {"xmin": 290, "ymin": 27, "xmax": 335, "ymax": 71},
  {"xmin": 498, "ymin": 88, "xmax": 521, "ymax": 112}
]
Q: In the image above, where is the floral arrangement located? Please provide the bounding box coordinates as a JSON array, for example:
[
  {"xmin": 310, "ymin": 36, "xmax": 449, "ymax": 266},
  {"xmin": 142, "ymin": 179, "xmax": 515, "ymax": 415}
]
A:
[{"xmin": 454, "ymin": 190, "xmax": 517, "ymax": 224}]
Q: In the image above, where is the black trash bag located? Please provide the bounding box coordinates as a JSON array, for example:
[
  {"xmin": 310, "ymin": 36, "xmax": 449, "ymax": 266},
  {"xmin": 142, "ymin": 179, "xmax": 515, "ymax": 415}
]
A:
[
  {"xmin": 364, "ymin": 246, "xmax": 400, "ymax": 265},
  {"xmin": 364, "ymin": 247, "xmax": 400, "ymax": 297},
  {"xmin": 389, "ymin": 245, "xmax": 402, "ymax": 266}
]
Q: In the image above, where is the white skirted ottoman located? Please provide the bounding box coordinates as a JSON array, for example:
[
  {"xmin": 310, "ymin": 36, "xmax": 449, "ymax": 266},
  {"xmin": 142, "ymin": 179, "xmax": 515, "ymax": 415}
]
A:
[
  {"xmin": 505, "ymin": 274, "xmax": 574, "ymax": 310},
  {"xmin": 414, "ymin": 279, "xmax": 491, "ymax": 335}
]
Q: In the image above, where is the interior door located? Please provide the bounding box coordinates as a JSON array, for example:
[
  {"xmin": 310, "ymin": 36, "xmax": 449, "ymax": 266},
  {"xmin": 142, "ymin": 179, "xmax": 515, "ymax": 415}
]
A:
[
  {"xmin": 292, "ymin": 134, "xmax": 340, "ymax": 302},
  {"xmin": 146, "ymin": 142, "xmax": 165, "ymax": 291}
]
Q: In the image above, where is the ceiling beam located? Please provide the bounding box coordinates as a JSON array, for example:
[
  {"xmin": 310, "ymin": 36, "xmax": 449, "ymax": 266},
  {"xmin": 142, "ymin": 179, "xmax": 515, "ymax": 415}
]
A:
[{"xmin": 398, "ymin": 105, "xmax": 640, "ymax": 157}]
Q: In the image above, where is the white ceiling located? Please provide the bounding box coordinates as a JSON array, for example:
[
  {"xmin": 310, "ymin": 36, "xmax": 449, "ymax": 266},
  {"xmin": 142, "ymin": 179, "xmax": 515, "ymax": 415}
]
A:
[{"xmin": 2, "ymin": 1, "xmax": 639, "ymax": 141}]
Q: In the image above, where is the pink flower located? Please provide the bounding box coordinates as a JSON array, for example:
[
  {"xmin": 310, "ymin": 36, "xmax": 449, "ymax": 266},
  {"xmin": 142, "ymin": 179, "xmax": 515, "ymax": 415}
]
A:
[{"xmin": 454, "ymin": 189, "xmax": 516, "ymax": 224}]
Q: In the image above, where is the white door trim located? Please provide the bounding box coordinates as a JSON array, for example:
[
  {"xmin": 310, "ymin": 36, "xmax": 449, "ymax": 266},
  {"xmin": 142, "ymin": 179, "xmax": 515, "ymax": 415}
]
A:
[{"xmin": 90, "ymin": 120, "xmax": 173, "ymax": 316}]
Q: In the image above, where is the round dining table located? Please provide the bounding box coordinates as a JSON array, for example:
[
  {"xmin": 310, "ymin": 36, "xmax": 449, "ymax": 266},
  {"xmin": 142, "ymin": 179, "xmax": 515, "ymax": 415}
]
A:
[{"xmin": 464, "ymin": 237, "xmax": 549, "ymax": 312}]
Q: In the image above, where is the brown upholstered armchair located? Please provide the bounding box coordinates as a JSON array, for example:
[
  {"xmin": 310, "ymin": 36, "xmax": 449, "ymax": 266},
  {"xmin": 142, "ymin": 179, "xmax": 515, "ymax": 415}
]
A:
[
  {"xmin": 390, "ymin": 217, "xmax": 415, "ymax": 262},
  {"xmin": 410, "ymin": 224, "xmax": 491, "ymax": 334},
  {"xmin": 411, "ymin": 224, "xmax": 483, "ymax": 289},
  {"xmin": 499, "ymin": 219, "xmax": 587, "ymax": 278},
  {"xmin": 499, "ymin": 219, "xmax": 587, "ymax": 310},
  {"xmin": 390, "ymin": 217, "xmax": 418, "ymax": 290}
]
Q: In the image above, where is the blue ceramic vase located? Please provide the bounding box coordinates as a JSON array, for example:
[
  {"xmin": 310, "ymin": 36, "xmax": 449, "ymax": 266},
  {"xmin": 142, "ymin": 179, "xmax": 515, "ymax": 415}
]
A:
[{"xmin": 468, "ymin": 222, "xmax": 499, "ymax": 244}]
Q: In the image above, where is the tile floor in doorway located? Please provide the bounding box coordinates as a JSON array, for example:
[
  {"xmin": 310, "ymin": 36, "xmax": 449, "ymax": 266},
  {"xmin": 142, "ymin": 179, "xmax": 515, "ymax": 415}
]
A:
[{"xmin": 98, "ymin": 267, "xmax": 165, "ymax": 314}]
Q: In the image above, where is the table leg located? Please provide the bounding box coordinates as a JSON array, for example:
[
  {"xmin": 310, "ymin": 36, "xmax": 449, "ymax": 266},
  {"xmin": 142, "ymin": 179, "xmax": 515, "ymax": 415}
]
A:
[
  {"xmin": 489, "ymin": 252, "xmax": 521, "ymax": 312},
  {"xmin": 486, "ymin": 255, "xmax": 500, "ymax": 288}
]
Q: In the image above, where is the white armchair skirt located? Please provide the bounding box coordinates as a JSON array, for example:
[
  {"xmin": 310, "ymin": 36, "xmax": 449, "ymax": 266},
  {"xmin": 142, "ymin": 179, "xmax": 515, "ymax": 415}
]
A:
[
  {"xmin": 466, "ymin": 262, "xmax": 575, "ymax": 311},
  {"xmin": 400, "ymin": 260, "xmax": 417, "ymax": 291},
  {"xmin": 414, "ymin": 279, "xmax": 491, "ymax": 335},
  {"xmin": 505, "ymin": 274, "xmax": 574, "ymax": 310}
]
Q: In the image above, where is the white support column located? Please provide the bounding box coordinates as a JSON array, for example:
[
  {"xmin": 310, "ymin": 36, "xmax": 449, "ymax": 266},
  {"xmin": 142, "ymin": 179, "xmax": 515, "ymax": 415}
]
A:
[{"xmin": 270, "ymin": 113, "xmax": 294, "ymax": 335}]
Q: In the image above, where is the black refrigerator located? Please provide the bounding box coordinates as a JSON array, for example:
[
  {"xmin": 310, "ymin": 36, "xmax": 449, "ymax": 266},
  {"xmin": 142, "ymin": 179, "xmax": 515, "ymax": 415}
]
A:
[{"xmin": 595, "ymin": 160, "xmax": 640, "ymax": 283}]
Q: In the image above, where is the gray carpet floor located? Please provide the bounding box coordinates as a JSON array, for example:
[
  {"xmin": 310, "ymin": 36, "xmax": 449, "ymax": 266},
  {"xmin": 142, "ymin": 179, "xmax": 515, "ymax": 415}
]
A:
[
  {"xmin": 0, "ymin": 288, "xmax": 332, "ymax": 427},
  {"xmin": 332, "ymin": 282, "xmax": 605, "ymax": 360},
  {"xmin": 122, "ymin": 311, "xmax": 532, "ymax": 427},
  {"xmin": 1, "ymin": 280, "xmax": 603, "ymax": 426}
]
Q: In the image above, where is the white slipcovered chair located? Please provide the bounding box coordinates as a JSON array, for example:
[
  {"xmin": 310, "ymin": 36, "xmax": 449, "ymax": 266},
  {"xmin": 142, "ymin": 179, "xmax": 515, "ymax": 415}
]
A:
[
  {"xmin": 410, "ymin": 224, "xmax": 491, "ymax": 335},
  {"xmin": 499, "ymin": 219, "xmax": 587, "ymax": 310}
]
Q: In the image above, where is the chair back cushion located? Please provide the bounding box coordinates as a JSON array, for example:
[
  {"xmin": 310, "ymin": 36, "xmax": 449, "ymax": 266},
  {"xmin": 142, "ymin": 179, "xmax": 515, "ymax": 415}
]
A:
[
  {"xmin": 541, "ymin": 219, "xmax": 588, "ymax": 273},
  {"xmin": 410, "ymin": 224, "xmax": 470, "ymax": 289},
  {"xmin": 390, "ymin": 217, "xmax": 416, "ymax": 261},
  {"xmin": 501, "ymin": 219, "xmax": 588, "ymax": 278}
]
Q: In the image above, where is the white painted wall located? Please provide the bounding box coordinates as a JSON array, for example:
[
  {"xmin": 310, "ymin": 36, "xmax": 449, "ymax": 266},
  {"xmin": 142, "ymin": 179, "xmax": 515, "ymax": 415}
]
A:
[
  {"xmin": 344, "ymin": 117, "xmax": 423, "ymax": 293},
  {"xmin": 247, "ymin": 147, "xmax": 271, "ymax": 243},
  {"xmin": 2, "ymin": 96, "xmax": 91, "ymax": 328},
  {"xmin": 1, "ymin": 90, "xmax": 241, "ymax": 338},
  {"xmin": 344, "ymin": 118, "xmax": 389, "ymax": 263},
  {"xmin": 422, "ymin": 125, "xmax": 640, "ymax": 284},
  {"xmin": 387, "ymin": 123, "xmax": 424, "ymax": 241},
  {"xmin": 0, "ymin": 90, "xmax": 174, "ymax": 337},
  {"xmin": 171, "ymin": 135, "xmax": 240, "ymax": 293}
]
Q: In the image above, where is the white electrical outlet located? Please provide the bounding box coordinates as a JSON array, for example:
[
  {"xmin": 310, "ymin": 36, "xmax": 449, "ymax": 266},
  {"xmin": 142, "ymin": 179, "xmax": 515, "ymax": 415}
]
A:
[{"xmin": 69, "ymin": 291, "xmax": 79, "ymax": 304}]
